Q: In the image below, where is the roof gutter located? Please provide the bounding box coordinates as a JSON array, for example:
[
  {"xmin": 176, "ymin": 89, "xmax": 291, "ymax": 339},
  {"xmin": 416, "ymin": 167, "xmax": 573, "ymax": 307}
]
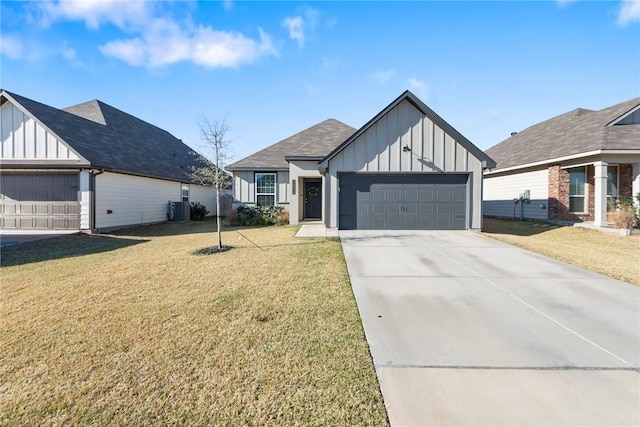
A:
[{"xmin": 484, "ymin": 149, "xmax": 640, "ymax": 175}]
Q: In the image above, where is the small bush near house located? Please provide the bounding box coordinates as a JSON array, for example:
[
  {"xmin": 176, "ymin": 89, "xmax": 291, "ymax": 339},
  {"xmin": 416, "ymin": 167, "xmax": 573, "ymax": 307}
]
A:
[
  {"xmin": 190, "ymin": 202, "xmax": 210, "ymax": 221},
  {"xmin": 277, "ymin": 208, "xmax": 290, "ymax": 225},
  {"xmin": 612, "ymin": 200, "xmax": 636, "ymax": 229},
  {"xmin": 232, "ymin": 205, "xmax": 286, "ymax": 226}
]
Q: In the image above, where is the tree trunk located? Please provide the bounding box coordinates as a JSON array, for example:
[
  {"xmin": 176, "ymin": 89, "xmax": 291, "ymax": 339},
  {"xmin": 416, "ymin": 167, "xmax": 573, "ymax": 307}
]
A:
[{"xmin": 216, "ymin": 184, "xmax": 222, "ymax": 249}]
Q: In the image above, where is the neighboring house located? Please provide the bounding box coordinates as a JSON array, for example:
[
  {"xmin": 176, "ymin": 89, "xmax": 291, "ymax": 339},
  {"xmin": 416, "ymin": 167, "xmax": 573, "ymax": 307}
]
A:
[
  {"xmin": 0, "ymin": 89, "xmax": 222, "ymax": 232},
  {"xmin": 228, "ymin": 90, "xmax": 496, "ymax": 230},
  {"xmin": 483, "ymin": 97, "xmax": 640, "ymax": 227}
]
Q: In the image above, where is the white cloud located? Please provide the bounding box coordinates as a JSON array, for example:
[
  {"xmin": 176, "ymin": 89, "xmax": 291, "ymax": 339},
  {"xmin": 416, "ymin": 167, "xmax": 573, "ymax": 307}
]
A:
[
  {"xmin": 0, "ymin": 35, "xmax": 25, "ymax": 59},
  {"xmin": 38, "ymin": 0, "xmax": 152, "ymax": 30},
  {"xmin": 62, "ymin": 46, "xmax": 83, "ymax": 66},
  {"xmin": 283, "ymin": 7, "xmax": 321, "ymax": 48},
  {"xmin": 283, "ymin": 16, "xmax": 305, "ymax": 47},
  {"xmin": 408, "ymin": 78, "xmax": 429, "ymax": 98},
  {"xmin": 100, "ymin": 18, "xmax": 277, "ymax": 68},
  {"xmin": 35, "ymin": 0, "xmax": 277, "ymax": 69},
  {"xmin": 371, "ymin": 69, "xmax": 396, "ymax": 83},
  {"xmin": 617, "ymin": 0, "xmax": 640, "ymax": 26}
]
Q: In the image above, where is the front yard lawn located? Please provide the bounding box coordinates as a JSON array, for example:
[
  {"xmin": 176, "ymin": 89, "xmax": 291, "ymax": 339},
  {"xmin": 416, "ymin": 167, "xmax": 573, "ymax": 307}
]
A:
[
  {"xmin": 483, "ymin": 218, "xmax": 640, "ymax": 286},
  {"xmin": 1, "ymin": 221, "xmax": 388, "ymax": 425}
]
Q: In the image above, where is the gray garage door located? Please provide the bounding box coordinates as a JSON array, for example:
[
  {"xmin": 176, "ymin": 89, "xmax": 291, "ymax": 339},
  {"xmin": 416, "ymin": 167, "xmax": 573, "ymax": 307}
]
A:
[
  {"xmin": 0, "ymin": 173, "xmax": 80, "ymax": 229},
  {"xmin": 338, "ymin": 174, "xmax": 468, "ymax": 230}
]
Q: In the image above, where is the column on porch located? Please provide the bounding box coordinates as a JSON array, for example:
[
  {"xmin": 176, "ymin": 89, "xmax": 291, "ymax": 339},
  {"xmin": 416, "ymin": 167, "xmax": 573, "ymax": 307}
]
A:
[
  {"xmin": 633, "ymin": 163, "xmax": 640, "ymax": 209},
  {"xmin": 593, "ymin": 161, "xmax": 608, "ymax": 227}
]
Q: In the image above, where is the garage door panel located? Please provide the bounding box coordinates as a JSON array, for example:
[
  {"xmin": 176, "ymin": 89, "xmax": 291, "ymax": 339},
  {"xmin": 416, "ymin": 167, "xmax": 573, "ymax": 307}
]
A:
[
  {"xmin": 339, "ymin": 173, "xmax": 468, "ymax": 230},
  {"xmin": 1, "ymin": 173, "xmax": 79, "ymax": 230}
]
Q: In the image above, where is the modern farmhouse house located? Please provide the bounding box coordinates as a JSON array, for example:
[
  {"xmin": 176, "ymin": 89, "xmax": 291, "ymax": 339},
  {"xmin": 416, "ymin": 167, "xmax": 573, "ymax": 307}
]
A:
[
  {"xmin": 0, "ymin": 89, "xmax": 221, "ymax": 232},
  {"xmin": 228, "ymin": 91, "xmax": 496, "ymax": 230}
]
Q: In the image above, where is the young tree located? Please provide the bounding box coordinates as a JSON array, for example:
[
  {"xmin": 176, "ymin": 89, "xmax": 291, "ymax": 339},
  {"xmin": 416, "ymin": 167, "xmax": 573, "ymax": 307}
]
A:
[{"xmin": 193, "ymin": 114, "xmax": 233, "ymax": 250}]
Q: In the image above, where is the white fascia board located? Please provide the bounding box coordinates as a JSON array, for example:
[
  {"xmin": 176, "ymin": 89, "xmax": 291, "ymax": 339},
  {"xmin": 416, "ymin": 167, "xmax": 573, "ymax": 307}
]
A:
[
  {"xmin": 607, "ymin": 103, "xmax": 640, "ymax": 126},
  {"xmin": 484, "ymin": 149, "xmax": 640, "ymax": 175}
]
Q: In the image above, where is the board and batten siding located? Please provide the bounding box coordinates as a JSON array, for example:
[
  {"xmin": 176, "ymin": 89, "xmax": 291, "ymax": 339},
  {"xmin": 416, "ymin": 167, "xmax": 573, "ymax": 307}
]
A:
[
  {"xmin": 1, "ymin": 100, "xmax": 82, "ymax": 161},
  {"xmin": 232, "ymin": 170, "xmax": 289, "ymax": 205},
  {"xmin": 483, "ymin": 168, "xmax": 549, "ymax": 220},
  {"xmin": 325, "ymin": 99, "xmax": 484, "ymax": 229},
  {"xmin": 95, "ymin": 172, "xmax": 182, "ymax": 230}
]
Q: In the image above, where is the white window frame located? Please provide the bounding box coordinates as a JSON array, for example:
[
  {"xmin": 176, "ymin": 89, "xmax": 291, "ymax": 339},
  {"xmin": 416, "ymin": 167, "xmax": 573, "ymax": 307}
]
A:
[
  {"xmin": 181, "ymin": 183, "xmax": 190, "ymax": 202},
  {"xmin": 606, "ymin": 165, "xmax": 619, "ymax": 212},
  {"xmin": 568, "ymin": 166, "xmax": 586, "ymax": 213},
  {"xmin": 255, "ymin": 172, "xmax": 276, "ymax": 206}
]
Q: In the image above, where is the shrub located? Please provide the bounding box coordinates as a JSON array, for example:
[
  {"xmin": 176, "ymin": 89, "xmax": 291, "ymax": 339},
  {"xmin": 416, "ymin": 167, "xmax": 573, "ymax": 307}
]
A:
[
  {"xmin": 232, "ymin": 205, "xmax": 286, "ymax": 226},
  {"xmin": 277, "ymin": 209, "xmax": 290, "ymax": 226},
  {"xmin": 190, "ymin": 202, "xmax": 210, "ymax": 221},
  {"xmin": 611, "ymin": 204, "xmax": 635, "ymax": 229}
]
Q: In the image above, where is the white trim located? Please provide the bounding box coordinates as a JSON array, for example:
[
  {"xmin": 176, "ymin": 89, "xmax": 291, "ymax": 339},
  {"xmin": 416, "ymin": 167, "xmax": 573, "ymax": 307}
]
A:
[
  {"xmin": 485, "ymin": 149, "xmax": 640, "ymax": 175},
  {"xmin": 255, "ymin": 172, "xmax": 276, "ymax": 206},
  {"xmin": 607, "ymin": 103, "xmax": 640, "ymax": 126}
]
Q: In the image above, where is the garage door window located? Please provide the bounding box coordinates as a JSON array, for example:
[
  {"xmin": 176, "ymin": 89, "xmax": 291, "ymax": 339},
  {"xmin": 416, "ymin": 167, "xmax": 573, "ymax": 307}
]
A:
[{"xmin": 256, "ymin": 173, "xmax": 276, "ymax": 206}]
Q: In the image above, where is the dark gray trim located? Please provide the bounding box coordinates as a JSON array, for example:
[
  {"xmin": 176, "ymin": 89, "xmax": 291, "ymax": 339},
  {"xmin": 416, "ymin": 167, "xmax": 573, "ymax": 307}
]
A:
[
  {"xmin": 320, "ymin": 90, "xmax": 496, "ymax": 169},
  {"xmin": 284, "ymin": 156, "xmax": 324, "ymax": 162}
]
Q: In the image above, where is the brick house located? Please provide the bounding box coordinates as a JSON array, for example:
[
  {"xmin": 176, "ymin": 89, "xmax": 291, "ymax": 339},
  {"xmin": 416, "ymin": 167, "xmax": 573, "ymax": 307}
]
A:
[{"xmin": 482, "ymin": 97, "xmax": 640, "ymax": 226}]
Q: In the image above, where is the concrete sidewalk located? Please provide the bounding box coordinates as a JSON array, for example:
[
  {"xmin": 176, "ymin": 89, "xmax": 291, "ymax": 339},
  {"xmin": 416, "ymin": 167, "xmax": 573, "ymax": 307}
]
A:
[
  {"xmin": 294, "ymin": 222, "xmax": 339, "ymax": 238},
  {"xmin": 340, "ymin": 230, "xmax": 640, "ymax": 426}
]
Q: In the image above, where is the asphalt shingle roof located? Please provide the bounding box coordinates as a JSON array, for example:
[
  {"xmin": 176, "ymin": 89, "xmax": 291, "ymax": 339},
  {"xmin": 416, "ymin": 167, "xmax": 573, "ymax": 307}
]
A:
[
  {"xmin": 485, "ymin": 97, "xmax": 640, "ymax": 171},
  {"xmin": 2, "ymin": 90, "xmax": 211, "ymax": 182},
  {"xmin": 227, "ymin": 119, "xmax": 356, "ymax": 170}
]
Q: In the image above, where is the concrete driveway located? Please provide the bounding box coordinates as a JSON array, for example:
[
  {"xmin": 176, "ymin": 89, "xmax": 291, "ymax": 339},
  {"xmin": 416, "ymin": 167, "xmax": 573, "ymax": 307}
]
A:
[
  {"xmin": 340, "ymin": 230, "xmax": 640, "ymax": 426},
  {"xmin": 0, "ymin": 230, "xmax": 79, "ymax": 247}
]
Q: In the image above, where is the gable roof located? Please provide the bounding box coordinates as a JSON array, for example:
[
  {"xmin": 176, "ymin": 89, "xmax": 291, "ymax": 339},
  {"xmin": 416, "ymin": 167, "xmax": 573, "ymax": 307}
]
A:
[
  {"xmin": 485, "ymin": 97, "xmax": 640, "ymax": 171},
  {"xmin": 226, "ymin": 119, "xmax": 356, "ymax": 170},
  {"xmin": 1, "ymin": 90, "xmax": 211, "ymax": 182},
  {"xmin": 320, "ymin": 90, "xmax": 496, "ymax": 168}
]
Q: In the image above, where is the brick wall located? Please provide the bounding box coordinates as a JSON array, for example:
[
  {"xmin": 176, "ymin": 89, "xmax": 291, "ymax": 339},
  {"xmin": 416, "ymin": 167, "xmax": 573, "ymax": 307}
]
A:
[
  {"xmin": 548, "ymin": 164, "xmax": 594, "ymax": 221},
  {"xmin": 619, "ymin": 164, "xmax": 633, "ymax": 200}
]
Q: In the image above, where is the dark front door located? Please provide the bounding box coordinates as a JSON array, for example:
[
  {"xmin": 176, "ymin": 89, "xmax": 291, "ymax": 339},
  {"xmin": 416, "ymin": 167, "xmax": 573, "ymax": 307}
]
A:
[{"xmin": 304, "ymin": 180, "xmax": 322, "ymax": 219}]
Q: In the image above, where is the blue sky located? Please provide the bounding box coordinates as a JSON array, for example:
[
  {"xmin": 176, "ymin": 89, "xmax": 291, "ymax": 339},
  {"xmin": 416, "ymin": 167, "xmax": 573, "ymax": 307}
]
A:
[{"xmin": 2, "ymin": 1, "xmax": 639, "ymax": 163}]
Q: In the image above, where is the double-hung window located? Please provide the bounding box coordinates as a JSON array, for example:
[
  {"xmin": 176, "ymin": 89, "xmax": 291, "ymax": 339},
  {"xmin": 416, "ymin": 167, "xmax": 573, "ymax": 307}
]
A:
[
  {"xmin": 256, "ymin": 173, "xmax": 276, "ymax": 206},
  {"xmin": 181, "ymin": 184, "xmax": 190, "ymax": 202},
  {"xmin": 606, "ymin": 165, "xmax": 619, "ymax": 211},
  {"xmin": 568, "ymin": 167, "xmax": 586, "ymax": 213}
]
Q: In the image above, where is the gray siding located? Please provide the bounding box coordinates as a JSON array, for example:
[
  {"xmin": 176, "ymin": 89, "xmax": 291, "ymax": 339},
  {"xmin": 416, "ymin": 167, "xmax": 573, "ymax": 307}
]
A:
[
  {"xmin": 232, "ymin": 170, "xmax": 289, "ymax": 205},
  {"xmin": 617, "ymin": 109, "xmax": 640, "ymax": 125},
  {"xmin": 326, "ymin": 100, "xmax": 484, "ymax": 229}
]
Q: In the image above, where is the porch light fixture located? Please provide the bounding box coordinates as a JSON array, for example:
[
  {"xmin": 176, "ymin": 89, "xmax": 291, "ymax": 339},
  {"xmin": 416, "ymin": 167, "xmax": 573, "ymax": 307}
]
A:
[{"xmin": 402, "ymin": 145, "xmax": 411, "ymax": 152}]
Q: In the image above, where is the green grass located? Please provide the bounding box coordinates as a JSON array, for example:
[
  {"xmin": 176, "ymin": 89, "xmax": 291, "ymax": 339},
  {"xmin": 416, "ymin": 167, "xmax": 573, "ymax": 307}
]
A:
[
  {"xmin": 1, "ymin": 220, "xmax": 388, "ymax": 426},
  {"xmin": 483, "ymin": 218, "xmax": 640, "ymax": 286}
]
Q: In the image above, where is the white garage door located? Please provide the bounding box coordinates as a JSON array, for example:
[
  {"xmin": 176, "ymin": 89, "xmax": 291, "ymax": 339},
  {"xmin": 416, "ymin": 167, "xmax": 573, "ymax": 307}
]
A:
[{"xmin": 0, "ymin": 173, "xmax": 80, "ymax": 229}]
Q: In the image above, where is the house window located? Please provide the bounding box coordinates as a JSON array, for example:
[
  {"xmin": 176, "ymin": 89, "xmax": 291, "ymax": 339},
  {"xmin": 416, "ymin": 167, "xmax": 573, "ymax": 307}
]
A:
[
  {"xmin": 607, "ymin": 165, "xmax": 619, "ymax": 211},
  {"xmin": 256, "ymin": 173, "xmax": 276, "ymax": 206},
  {"xmin": 568, "ymin": 167, "xmax": 586, "ymax": 213},
  {"xmin": 181, "ymin": 184, "xmax": 189, "ymax": 202}
]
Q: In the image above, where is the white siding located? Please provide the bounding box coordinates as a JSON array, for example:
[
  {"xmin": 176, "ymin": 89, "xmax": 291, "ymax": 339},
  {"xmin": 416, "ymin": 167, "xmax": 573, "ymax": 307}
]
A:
[
  {"xmin": 326, "ymin": 99, "xmax": 486, "ymax": 229},
  {"xmin": 190, "ymin": 184, "xmax": 217, "ymax": 216},
  {"xmin": 288, "ymin": 160, "xmax": 323, "ymax": 225},
  {"xmin": 95, "ymin": 172, "xmax": 181, "ymax": 230},
  {"xmin": 79, "ymin": 170, "xmax": 91, "ymax": 229},
  {"xmin": 0, "ymin": 101, "xmax": 82, "ymax": 161},
  {"xmin": 483, "ymin": 168, "xmax": 549, "ymax": 220}
]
